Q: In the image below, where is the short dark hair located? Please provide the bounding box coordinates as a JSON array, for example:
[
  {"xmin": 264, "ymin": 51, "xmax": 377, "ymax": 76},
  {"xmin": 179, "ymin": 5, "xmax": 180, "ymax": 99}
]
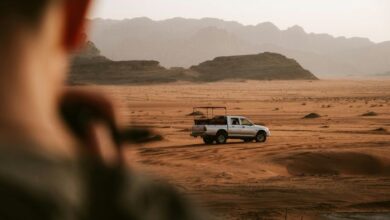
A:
[
  {"xmin": 0, "ymin": 0, "xmax": 53, "ymax": 26},
  {"xmin": 0, "ymin": 0, "xmax": 56, "ymax": 43}
]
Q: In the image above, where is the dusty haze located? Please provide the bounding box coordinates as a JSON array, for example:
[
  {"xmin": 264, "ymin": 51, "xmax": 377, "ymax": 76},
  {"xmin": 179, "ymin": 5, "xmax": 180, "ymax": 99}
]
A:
[{"xmin": 90, "ymin": 0, "xmax": 390, "ymax": 43}]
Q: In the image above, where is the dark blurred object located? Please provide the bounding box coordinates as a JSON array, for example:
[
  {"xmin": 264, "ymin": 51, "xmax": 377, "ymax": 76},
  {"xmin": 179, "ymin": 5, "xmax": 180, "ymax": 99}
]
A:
[{"xmin": 60, "ymin": 90, "xmax": 162, "ymax": 148}]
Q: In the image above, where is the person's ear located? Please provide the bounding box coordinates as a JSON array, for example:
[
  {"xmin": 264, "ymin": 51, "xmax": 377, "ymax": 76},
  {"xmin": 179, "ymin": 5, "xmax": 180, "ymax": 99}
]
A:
[{"xmin": 63, "ymin": 0, "xmax": 92, "ymax": 51}]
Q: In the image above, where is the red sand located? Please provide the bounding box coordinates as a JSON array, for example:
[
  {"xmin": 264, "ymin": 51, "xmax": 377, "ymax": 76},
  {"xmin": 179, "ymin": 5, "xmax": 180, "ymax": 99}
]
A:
[{"xmin": 94, "ymin": 80, "xmax": 390, "ymax": 219}]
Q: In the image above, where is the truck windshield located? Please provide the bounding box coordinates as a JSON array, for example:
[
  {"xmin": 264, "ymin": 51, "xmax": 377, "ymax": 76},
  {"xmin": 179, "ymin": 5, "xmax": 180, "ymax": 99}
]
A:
[{"xmin": 241, "ymin": 118, "xmax": 253, "ymax": 126}]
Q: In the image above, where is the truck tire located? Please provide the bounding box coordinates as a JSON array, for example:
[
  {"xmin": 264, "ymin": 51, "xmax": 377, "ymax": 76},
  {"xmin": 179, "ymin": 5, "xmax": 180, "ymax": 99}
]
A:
[
  {"xmin": 255, "ymin": 131, "xmax": 267, "ymax": 143},
  {"xmin": 203, "ymin": 136, "xmax": 214, "ymax": 145},
  {"xmin": 215, "ymin": 131, "xmax": 227, "ymax": 144}
]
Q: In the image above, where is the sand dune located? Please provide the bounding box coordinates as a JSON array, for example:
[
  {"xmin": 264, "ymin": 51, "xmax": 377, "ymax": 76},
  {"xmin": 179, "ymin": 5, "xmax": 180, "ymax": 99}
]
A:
[{"xmin": 276, "ymin": 151, "xmax": 390, "ymax": 176}]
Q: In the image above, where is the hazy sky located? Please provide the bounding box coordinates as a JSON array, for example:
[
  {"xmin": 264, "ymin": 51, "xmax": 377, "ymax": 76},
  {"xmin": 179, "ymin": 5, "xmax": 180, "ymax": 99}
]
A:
[{"xmin": 90, "ymin": 0, "xmax": 390, "ymax": 43}]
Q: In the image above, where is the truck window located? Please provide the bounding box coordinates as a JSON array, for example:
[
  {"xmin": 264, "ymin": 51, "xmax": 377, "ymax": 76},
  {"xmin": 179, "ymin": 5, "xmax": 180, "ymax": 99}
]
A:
[
  {"xmin": 210, "ymin": 116, "xmax": 227, "ymax": 125},
  {"xmin": 231, "ymin": 118, "xmax": 240, "ymax": 125},
  {"xmin": 241, "ymin": 118, "xmax": 253, "ymax": 126}
]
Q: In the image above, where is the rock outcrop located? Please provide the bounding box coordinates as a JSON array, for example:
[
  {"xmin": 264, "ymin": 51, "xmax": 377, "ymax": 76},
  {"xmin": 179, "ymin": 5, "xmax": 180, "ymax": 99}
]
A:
[{"xmin": 191, "ymin": 52, "xmax": 318, "ymax": 81}]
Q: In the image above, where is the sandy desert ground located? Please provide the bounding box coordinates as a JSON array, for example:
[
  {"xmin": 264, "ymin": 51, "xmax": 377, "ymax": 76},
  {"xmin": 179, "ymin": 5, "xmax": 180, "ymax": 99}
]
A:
[{"xmin": 93, "ymin": 80, "xmax": 390, "ymax": 219}]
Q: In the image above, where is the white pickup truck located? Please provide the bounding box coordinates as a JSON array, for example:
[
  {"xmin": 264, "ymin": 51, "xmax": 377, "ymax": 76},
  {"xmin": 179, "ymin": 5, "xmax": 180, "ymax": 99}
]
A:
[{"xmin": 190, "ymin": 107, "xmax": 270, "ymax": 144}]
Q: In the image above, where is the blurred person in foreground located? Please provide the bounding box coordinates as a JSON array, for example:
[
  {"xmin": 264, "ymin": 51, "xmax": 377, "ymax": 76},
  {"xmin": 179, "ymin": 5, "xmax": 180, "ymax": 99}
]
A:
[{"xmin": 0, "ymin": 0, "xmax": 208, "ymax": 219}]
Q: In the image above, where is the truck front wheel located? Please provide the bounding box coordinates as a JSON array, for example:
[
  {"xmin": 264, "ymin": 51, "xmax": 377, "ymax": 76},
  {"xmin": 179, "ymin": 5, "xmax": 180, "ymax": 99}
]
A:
[
  {"xmin": 203, "ymin": 136, "xmax": 214, "ymax": 145},
  {"xmin": 255, "ymin": 131, "xmax": 267, "ymax": 143},
  {"xmin": 215, "ymin": 131, "xmax": 227, "ymax": 144}
]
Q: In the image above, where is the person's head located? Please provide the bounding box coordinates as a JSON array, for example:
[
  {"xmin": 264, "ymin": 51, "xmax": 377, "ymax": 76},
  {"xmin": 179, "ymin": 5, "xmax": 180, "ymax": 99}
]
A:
[
  {"xmin": 0, "ymin": 0, "xmax": 93, "ymax": 153},
  {"xmin": 0, "ymin": 0, "xmax": 91, "ymax": 95}
]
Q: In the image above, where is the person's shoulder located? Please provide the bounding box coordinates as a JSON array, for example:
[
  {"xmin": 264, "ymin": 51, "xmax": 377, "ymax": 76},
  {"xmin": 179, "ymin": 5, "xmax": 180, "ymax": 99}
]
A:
[
  {"xmin": 0, "ymin": 145, "xmax": 84, "ymax": 220},
  {"xmin": 0, "ymin": 145, "xmax": 213, "ymax": 220},
  {"xmin": 119, "ymin": 170, "xmax": 212, "ymax": 220},
  {"xmin": 80, "ymin": 159, "xmax": 213, "ymax": 220}
]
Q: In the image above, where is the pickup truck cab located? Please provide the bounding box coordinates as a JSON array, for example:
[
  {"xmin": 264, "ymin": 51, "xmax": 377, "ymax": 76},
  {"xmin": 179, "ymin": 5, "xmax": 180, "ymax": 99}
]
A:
[{"xmin": 191, "ymin": 114, "xmax": 271, "ymax": 144}]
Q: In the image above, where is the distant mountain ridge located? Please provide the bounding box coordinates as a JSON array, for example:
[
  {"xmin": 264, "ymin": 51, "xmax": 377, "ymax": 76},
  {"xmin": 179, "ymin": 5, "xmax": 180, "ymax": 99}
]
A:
[
  {"xmin": 89, "ymin": 17, "xmax": 390, "ymax": 77},
  {"xmin": 69, "ymin": 41, "xmax": 317, "ymax": 84}
]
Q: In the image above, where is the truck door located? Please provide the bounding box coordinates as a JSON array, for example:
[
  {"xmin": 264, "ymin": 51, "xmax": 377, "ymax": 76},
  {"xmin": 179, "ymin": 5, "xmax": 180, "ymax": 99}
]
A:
[
  {"xmin": 240, "ymin": 117, "xmax": 257, "ymax": 136},
  {"xmin": 229, "ymin": 117, "xmax": 242, "ymax": 137}
]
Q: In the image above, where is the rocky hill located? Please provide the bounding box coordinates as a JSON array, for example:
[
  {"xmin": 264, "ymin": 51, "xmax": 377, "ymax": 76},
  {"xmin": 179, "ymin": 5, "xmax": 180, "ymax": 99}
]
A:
[
  {"xmin": 191, "ymin": 52, "xmax": 318, "ymax": 81},
  {"xmin": 69, "ymin": 42, "xmax": 189, "ymax": 84},
  {"xmin": 71, "ymin": 41, "xmax": 110, "ymax": 65},
  {"xmin": 69, "ymin": 42, "xmax": 318, "ymax": 84}
]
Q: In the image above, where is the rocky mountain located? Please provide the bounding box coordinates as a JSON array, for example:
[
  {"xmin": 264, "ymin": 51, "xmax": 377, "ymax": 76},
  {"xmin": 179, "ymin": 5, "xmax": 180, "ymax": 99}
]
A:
[
  {"xmin": 89, "ymin": 17, "xmax": 390, "ymax": 77},
  {"xmin": 69, "ymin": 42, "xmax": 317, "ymax": 84}
]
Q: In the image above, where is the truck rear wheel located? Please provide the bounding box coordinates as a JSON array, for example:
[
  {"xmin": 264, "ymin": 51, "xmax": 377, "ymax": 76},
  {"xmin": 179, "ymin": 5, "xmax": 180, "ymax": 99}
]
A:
[
  {"xmin": 203, "ymin": 136, "xmax": 214, "ymax": 145},
  {"xmin": 215, "ymin": 131, "xmax": 227, "ymax": 144},
  {"xmin": 255, "ymin": 131, "xmax": 267, "ymax": 143}
]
